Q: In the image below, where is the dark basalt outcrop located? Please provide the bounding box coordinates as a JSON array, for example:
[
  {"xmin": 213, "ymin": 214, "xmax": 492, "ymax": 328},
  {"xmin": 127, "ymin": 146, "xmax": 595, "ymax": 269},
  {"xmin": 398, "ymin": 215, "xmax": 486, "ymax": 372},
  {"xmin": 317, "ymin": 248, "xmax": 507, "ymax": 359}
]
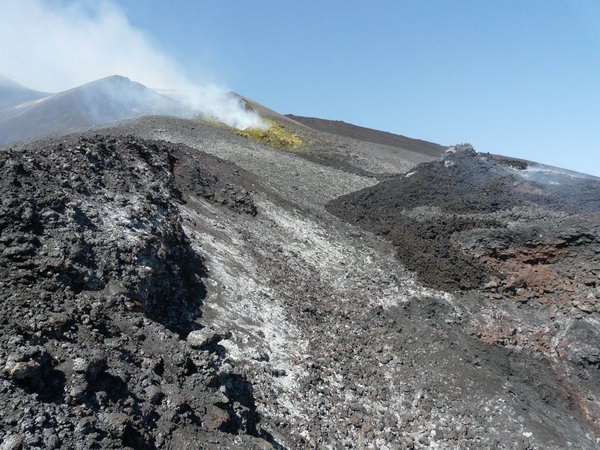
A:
[
  {"xmin": 2, "ymin": 119, "xmax": 600, "ymax": 449},
  {"xmin": 327, "ymin": 145, "xmax": 600, "ymax": 296},
  {"xmin": 0, "ymin": 135, "xmax": 270, "ymax": 449},
  {"xmin": 326, "ymin": 146, "xmax": 600, "ymax": 446}
]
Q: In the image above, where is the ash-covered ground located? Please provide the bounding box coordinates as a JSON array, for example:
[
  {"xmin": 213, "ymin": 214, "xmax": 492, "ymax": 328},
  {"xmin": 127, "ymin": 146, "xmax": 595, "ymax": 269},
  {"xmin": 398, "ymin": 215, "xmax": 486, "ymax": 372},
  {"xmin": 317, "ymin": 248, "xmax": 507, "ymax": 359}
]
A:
[
  {"xmin": 0, "ymin": 135, "xmax": 271, "ymax": 448},
  {"xmin": 1, "ymin": 118, "xmax": 600, "ymax": 450},
  {"xmin": 328, "ymin": 144, "xmax": 600, "ymax": 446},
  {"xmin": 328, "ymin": 145, "xmax": 600, "ymax": 295}
]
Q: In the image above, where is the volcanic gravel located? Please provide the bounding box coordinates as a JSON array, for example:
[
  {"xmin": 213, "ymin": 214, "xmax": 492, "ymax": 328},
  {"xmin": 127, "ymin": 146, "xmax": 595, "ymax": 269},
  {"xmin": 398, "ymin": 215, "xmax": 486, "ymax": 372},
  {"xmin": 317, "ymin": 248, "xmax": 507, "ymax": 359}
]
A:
[
  {"xmin": 0, "ymin": 135, "xmax": 271, "ymax": 449},
  {"xmin": 327, "ymin": 145, "xmax": 600, "ymax": 293},
  {"xmin": 2, "ymin": 123, "xmax": 600, "ymax": 449}
]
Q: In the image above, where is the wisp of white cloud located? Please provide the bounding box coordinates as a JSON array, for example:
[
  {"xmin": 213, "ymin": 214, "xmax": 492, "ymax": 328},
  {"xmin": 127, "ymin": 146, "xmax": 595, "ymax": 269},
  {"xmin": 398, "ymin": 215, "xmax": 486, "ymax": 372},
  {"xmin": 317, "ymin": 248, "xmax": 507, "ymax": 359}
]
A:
[{"xmin": 0, "ymin": 0, "xmax": 265, "ymax": 129}]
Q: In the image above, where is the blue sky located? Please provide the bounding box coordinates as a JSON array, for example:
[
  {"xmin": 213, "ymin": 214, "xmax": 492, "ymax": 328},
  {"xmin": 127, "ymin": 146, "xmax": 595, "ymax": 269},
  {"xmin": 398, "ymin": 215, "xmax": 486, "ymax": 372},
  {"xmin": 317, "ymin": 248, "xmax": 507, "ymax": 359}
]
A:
[{"xmin": 119, "ymin": 1, "xmax": 598, "ymax": 175}]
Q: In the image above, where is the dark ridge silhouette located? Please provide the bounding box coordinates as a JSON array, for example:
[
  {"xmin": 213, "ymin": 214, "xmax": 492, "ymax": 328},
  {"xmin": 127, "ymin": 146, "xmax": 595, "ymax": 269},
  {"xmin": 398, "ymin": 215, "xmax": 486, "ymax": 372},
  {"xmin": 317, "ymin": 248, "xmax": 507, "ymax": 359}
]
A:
[{"xmin": 286, "ymin": 113, "xmax": 447, "ymax": 157}]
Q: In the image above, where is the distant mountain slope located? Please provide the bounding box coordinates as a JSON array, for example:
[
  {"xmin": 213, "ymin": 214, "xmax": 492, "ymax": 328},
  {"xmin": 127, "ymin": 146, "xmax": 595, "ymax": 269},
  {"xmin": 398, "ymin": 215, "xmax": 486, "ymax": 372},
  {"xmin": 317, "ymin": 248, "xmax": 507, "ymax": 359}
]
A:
[
  {"xmin": 0, "ymin": 75, "xmax": 182, "ymax": 145},
  {"xmin": 286, "ymin": 114, "xmax": 446, "ymax": 157},
  {"xmin": 0, "ymin": 75, "xmax": 49, "ymax": 110}
]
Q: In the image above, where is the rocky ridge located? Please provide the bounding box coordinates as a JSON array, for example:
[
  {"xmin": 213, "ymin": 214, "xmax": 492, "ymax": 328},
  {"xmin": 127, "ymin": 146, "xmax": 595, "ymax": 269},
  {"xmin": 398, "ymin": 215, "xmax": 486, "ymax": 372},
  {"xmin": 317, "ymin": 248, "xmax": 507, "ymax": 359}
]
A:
[
  {"xmin": 0, "ymin": 135, "xmax": 271, "ymax": 449},
  {"xmin": 0, "ymin": 123, "xmax": 599, "ymax": 449}
]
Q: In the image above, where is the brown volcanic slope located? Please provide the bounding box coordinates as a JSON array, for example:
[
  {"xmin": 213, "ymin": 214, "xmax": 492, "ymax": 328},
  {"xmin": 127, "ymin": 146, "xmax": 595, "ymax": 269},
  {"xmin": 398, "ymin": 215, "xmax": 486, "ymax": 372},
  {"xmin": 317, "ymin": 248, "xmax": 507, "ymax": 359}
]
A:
[{"xmin": 286, "ymin": 114, "xmax": 447, "ymax": 157}]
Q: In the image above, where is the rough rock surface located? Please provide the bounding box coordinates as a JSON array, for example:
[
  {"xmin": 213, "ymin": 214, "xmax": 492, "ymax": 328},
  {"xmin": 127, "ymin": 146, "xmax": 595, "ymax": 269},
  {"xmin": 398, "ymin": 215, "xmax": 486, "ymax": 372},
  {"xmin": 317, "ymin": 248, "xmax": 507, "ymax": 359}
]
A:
[
  {"xmin": 328, "ymin": 145, "xmax": 600, "ymax": 447},
  {"xmin": 1, "ymin": 120, "xmax": 600, "ymax": 450},
  {"xmin": 328, "ymin": 145, "xmax": 600, "ymax": 294},
  {"xmin": 0, "ymin": 135, "xmax": 271, "ymax": 448}
]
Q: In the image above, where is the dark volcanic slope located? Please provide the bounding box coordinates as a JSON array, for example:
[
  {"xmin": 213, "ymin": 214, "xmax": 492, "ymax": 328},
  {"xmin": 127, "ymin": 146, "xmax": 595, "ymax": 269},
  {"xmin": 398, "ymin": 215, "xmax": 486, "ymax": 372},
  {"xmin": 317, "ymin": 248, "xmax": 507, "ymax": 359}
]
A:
[
  {"xmin": 286, "ymin": 114, "xmax": 446, "ymax": 157},
  {"xmin": 0, "ymin": 135, "xmax": 272, "ymax": 448},
  {"xmin": 3, "ymin": 119, "xmax": 600, "ymax": 448},
  {"xmin": 0, "ymin": 75, "xmax": 49, "ymax": 111},
  {"xmin": 0, "ymin": 76, "xmax": 182, "ymax": 146},
  {"xmin": 327, "ymin": 145, "xmax": 600, "ymax": 447},
  {"xmin": 328, "ymin": 145, "xmax": 600, "ymax": 292}
]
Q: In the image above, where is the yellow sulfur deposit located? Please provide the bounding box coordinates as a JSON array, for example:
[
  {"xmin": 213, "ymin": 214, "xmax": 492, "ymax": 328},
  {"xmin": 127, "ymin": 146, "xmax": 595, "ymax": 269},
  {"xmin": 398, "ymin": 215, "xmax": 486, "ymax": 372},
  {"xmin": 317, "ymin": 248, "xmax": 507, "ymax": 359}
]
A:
[{"xmin": 236, "ymin": 120, "xmax": 302, "ymax": 150}]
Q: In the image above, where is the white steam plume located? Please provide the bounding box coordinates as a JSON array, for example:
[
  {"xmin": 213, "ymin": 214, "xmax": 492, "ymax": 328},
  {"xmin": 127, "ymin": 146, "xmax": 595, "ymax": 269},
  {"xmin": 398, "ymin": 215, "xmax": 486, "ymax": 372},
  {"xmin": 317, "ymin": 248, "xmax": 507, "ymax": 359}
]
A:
[{"xmin": 0, "ymin": 0, "xmax": 265, "ymax": 129}]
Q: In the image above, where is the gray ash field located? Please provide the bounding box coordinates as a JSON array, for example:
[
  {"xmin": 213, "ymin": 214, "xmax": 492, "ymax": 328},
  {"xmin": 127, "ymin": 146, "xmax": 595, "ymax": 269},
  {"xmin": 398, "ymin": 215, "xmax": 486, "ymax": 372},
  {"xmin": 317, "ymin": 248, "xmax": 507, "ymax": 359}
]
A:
[{"xmin": 1, "ymin": 108, "xmax": 600, "ymax": 449}]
